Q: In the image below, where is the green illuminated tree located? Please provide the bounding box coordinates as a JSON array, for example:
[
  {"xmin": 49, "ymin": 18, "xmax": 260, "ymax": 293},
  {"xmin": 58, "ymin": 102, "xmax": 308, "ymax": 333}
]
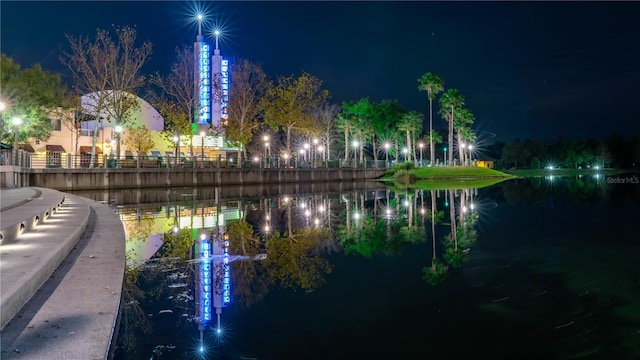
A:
[
  {"xmin": 265, "ymin": 229, "xmax": 332, "ymax": 292},
  {"xmin": 263, "ymin": 72, "xmax": 329, "ymax": 155},
  {"xmin": 0, "ymin": 54, "xmax": 66, "ymax": 144},
  {"xmin": 418, "ymin": 72, "xmax": 445, "ymax": 166},
  {"xmin": 398, "ymin": 111, "xmax": 423, "ymax": 162},
  {"xmin": 439, "ymin": 89, "xmax": 465, "ymax": 165},
  {"xmin": 123, "ymin": 125, "xmax": 155, "ymax": 156}
]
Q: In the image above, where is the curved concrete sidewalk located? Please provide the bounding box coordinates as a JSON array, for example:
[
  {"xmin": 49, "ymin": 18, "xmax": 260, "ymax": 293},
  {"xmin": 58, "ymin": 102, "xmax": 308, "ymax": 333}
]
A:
[{"xmin": 0, "ymin": 187, "xmax": 126, "ymax": 360}]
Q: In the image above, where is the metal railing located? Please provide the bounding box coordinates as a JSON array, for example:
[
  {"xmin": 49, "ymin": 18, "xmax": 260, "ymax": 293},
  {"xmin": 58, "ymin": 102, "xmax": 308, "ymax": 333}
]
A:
[{"xmin": 2, "ymin": 151, "xmax": 393, "ymax": 170}]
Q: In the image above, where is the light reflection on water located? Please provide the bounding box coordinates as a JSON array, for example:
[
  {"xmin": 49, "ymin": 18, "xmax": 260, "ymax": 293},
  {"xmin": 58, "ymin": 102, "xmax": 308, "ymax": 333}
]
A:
[{"xmin": 104, "ymin": 177, "xmax": 640, "ymax": 359}]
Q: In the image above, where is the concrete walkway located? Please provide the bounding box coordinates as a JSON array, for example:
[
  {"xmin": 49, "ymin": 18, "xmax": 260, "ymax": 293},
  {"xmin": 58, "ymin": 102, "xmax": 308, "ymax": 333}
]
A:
[{"xmin": 0, "ymin": 187, "xmax": 126, "ymax": 360}]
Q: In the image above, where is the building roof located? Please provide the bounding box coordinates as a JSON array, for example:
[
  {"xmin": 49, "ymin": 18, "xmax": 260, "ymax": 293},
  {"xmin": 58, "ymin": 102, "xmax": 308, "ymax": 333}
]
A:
[
  {"xmin": 19, "ymin": 144, "xmax": 35, "ymax": 152},
  {"xmin": 79, "ymin": 146, "xmax": 102, "ymax": 154},
  {"xmin": 46, "ymin": 145, "xmax": 66, "ymax": 152}
]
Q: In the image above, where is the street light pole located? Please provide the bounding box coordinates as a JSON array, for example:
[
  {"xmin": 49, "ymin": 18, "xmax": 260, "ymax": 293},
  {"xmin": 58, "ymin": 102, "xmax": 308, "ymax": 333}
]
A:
[
  {"xmin": 384, "ymin": 142, "xmax": 390, "ymax": 167},
  {"xmin": 263, "ymin": 135, "xmax": 269, "ymax": 168},
  {"xmin": 419, "ymin": 142, "xmax": 424, "ymax": 167},
  {"xmin": 443, "ymin": 147, "xmax": 447, "ymax": 166},
  {"xmin": 200, "ymin": 131, "xmax": 205, "ymax": 168},
  {"xmin": 468, "ymin": 144, "xmax": 473, "ymax": 166},
  {"xmin": 115, "ymin": 125, "xmax": 122, "ymax": 168},
  {"xmin": 173, "ymin": 135, "xmax": 179, "ymax": 168}
]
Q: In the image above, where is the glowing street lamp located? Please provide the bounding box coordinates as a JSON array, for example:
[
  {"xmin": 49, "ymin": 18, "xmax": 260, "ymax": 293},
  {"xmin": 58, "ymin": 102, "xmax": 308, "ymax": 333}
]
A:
[
  {"xmin": 468, "ymin": 144, "xmax": 473, "ymax": 166},
  {"xmin": 460, "ymin": 143, "xmax": 466, "ymax": 166},
  {"xmin": 384, "ymin": 142, "xmax": 390, "ymax": 167},
  {"xmin": 402, "ymin": 147, "xmax": 408, "ymax": 162},
  {"xmin": 263, "ymin": 135, "xmax": 269, "ymax": 168},
  {"xmin": 12, "ymin": 117, "xmax": 21, "ymax": 149},
  {"xmin": 443, "ymin": 147, "xmax": 447, "ymax": 166},
  {"xmin": 418, "ymin": 142, "xmax": 424, "ymax": 166},
  {"xmin": 352, "ymin": 140, "xmax": 359, "ymax": 166}
]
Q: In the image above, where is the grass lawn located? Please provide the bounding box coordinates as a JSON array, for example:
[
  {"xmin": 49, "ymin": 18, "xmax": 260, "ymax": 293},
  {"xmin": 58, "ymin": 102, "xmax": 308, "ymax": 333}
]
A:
[
  {"xmin": 381, "ymin": 166, "xmax": 514, "ymax": 191},
  {"xmin": 411, "ymin": 166, "xmax": 513, "ymax": 179}
]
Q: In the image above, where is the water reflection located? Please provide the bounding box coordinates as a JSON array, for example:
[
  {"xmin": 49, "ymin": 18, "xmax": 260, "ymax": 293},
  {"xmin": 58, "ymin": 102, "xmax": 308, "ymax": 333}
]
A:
[{"xmin": 111, "ymin": 176, "xmax": 640, "ymax": 359}]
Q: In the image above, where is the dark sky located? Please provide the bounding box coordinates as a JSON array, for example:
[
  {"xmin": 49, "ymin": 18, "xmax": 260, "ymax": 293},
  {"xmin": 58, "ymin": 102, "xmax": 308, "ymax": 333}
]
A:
[{"xmin": 1, "ymin": 1, "xmax": 639, "ymax": 143}]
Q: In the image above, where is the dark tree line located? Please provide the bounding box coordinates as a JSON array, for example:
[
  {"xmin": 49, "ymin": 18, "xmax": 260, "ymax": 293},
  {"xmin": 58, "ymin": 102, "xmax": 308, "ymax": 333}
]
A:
[{"xmin": 495, "ymin": 134, "xmax": 640, "ymax": 169}]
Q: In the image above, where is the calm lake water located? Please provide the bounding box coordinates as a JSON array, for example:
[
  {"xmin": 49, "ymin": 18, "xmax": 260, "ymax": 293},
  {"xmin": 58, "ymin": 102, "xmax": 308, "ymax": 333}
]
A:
[{"xmin": 102, "ymin": 175, "xmax": 640, "ymax": 360}]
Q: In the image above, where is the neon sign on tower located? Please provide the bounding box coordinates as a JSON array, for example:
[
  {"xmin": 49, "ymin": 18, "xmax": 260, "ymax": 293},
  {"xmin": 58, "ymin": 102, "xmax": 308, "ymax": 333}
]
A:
[{"xmin": 198, "ymin": 44, "xmax": 211, "ymax": 124}]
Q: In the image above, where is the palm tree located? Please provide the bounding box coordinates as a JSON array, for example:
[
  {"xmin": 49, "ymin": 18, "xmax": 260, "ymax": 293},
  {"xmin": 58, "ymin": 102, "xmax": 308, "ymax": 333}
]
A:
[
  {"xmin": 439, "ymin": 89, "xmax": 465, "ymax": 165},
  {"xmin": 418, "ymin": 73, "xmax": 444, "ymax": 166},
  {"xmin": 397, "ymin": 111, "xmax": 423, "ymax": 162},
  {"xmin": 453, "ymin": 107, "xmax": 475, "ymax": 165}
]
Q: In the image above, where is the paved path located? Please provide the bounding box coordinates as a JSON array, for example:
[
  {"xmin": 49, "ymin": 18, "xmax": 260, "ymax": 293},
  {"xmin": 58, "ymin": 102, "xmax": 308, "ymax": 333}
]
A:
[{"xmin": 0, "ymin": 187, "xmax": 126, "ymax": 360}]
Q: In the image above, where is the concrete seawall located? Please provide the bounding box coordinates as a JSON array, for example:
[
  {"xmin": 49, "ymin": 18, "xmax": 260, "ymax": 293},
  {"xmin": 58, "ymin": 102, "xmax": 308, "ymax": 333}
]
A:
[{"xmin": 28, "ymin": 167, "xmax": 387, "ymax": 191}]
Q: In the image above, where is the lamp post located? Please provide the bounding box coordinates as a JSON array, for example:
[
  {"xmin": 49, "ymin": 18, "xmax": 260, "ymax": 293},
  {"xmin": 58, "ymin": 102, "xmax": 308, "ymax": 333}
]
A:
[
  {"xmin": 283, "ymin": 153, "xmax": 289, "ymax": 168},
  {"xmin": 443, "ymin": 147, "xmax": 447, "ymax": 166},
  {"xmin": 200, "ymin": 131, "xmax": 205, "ymax": 168},
  {"xmin": 352, "ymin": 140, "xmax": 358, "ymax": 167},
  {"xmin": 263, "ymin": 135, "xmax": 269, "ymax": 168},
  {"xmin": 12, "ymin": 117, "xmax": 21, "ymax": 165},
  {"xmin": 313, "ymin": 138, "xmax": 319, "ymax": 167},
  {"xmin": 115, "ymin": 125, "xmax": 122, "ymax": 168},
  {"xmin": 317, "ymin": 145, "xmax": 324, "ymax": 167},
  {"xmin": 303, "ymin": 143, "xmax": 310, "ymax": 164},
  {"xmin": 460, "ymin": 143, "xmax": 466, "ymax": 166},
  {"xmin": 468, "ymin": 144, "xmax": 473, "ymax": 166},
  {"xmin": 173, "ymin": 135, "xmax": 179, "ymax": 168},
  {"xmin": 418, "ymin": 142, "xmax": 424, "ymax": 167},
  {"xmin": 402, "ymin": 147, "xmax": 408, "ymax": 162},
  {"xmin": 384, "ymin": 142, "xmax": 390, "ymax": 167}
]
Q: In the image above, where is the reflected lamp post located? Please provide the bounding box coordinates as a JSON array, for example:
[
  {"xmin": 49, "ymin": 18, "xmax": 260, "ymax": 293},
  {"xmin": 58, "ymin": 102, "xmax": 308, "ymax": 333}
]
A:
[
  {"xmin": 384, "ymin": 142, "xmax": 390, "ymax": 167},
  {"xmin": 115, "ymin": 125, "xmax": 122, "ymax": 168}
]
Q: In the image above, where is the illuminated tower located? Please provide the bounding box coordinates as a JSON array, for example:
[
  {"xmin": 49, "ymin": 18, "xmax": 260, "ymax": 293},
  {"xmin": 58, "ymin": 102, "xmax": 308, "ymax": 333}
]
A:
[
  {"xmin": 194, "ymin": 16, "xmax": 228, "ymax": 151},
  {"xmin": 194, "ymin": 15, "xmax": 211, "ymax": 128}
]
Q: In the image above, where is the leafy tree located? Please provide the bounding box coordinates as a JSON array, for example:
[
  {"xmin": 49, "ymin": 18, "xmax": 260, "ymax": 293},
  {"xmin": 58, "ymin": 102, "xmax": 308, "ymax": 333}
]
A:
[
  {"xmin": 530, "ymin": 156, "xmax": 541, "ymax": 169},
  {"xmin": 123, "ymin": 125, "xmax": 155, "ymax": 156},
  {"xmin": 265, "ymin": 230, "xmax": 332, "ymax": 292},
  {"xmin": 227, "ymin": 219, "xmax": 269, "ymax": 308},
  {"xmin": 153, "ymin": 100, "xmax": 192, "ymax": 149},
  {"xmin": 0, "ymin": 54, "xmax": 66, "ymax": 144},
  {"xmin": 312, "ymin": 103, "xmax": 341, "ymax": 162},
  {"xmin": 418, "ymin": 72, "xmax": 445, "ymax": 166},
  {"xmin": 61, "ymin": 25, "xmax": 152, "ymax": 167},
  {"xmin": 372, "ymin": 99, "xmax": 406, "ymax": 162},
  {"xmin": 397, "ymin": 111, "xmax": 423, "ymax": 162},
  {"xmin": 157, "ymin": 229, "xmax": 194, "ymax": 261},
  {"xmin": 263, "ymin": 72, "xmax": 329, "ymax": 155},
  {"xmin": 225, "ymin": 58, "xmax": 270, "ymax": 160},
  {"xmin": 439, "ymin": 89, "xmax": 465, "ymax": 165}
]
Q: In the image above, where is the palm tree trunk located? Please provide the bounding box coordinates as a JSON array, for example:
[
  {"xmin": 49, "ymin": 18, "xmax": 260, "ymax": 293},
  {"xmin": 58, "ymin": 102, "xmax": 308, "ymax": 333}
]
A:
[
  {"xmin": 429, "ymin": 98, "xmax": 434, "ymax": 166},
  {"xmin": 448, "ymin": 106, "xmax": 454, "ymax": 165}
]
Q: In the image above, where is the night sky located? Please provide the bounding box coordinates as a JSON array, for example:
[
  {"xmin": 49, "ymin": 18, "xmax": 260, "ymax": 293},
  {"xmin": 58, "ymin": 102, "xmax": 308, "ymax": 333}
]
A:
[{"xmin": 1, "ymin": 1, "xmax": 639, "ymax": 143}]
